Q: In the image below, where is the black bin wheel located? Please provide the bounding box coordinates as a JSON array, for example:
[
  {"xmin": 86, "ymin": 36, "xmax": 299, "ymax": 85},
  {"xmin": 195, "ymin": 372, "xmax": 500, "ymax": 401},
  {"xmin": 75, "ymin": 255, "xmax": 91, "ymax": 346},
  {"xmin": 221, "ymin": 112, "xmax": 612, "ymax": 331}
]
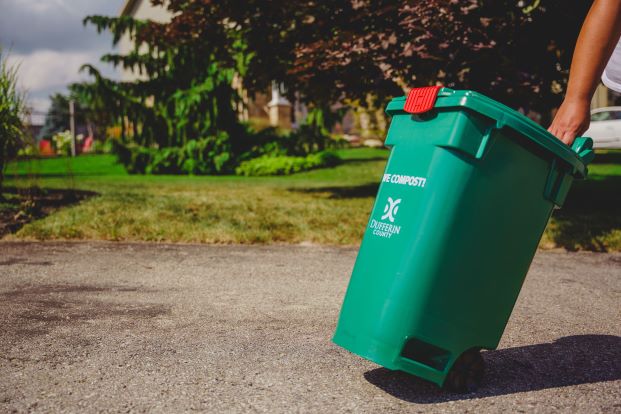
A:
[{"xmin": 443, "ymin": 348, "xmax": 485, "ymax": 393}]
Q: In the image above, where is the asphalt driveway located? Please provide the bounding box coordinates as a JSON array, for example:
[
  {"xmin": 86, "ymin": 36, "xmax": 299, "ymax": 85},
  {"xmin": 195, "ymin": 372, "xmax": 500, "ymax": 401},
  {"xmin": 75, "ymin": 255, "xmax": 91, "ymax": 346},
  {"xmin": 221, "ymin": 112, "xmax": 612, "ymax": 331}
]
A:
[{"xmin": 1, "ymin": 242, "xmax": 619, "ymax": 413}]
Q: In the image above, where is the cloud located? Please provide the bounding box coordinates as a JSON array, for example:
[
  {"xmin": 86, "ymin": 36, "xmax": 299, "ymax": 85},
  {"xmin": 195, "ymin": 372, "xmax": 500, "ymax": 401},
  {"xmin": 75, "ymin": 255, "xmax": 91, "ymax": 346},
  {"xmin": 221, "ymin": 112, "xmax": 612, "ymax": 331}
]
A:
[
  {"xmin": 6, "ymin": 49, "xmax": 118, "ymax": 114},
  {"xmin": 0, "ymin": 0, "xmax": 123, "ymax": 54},
  {"xmin": 8, "ymin": 50, "xmax": 98, "ymax": 92},
  {"xmin": 0, "ymin": 0, "xmax": 125, "ymax": 119}
]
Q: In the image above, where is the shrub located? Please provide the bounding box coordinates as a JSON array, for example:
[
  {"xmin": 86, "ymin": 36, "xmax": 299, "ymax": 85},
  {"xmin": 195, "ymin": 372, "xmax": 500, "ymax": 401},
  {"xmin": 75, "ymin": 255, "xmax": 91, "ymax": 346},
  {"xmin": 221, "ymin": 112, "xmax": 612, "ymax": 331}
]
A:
[
  {"xmin": 235, "ymin": 151, "xmax": 341, "ymax": 176},
  {"xmin": 111, "ymin": 121, "xmax": 349, "ymax": 176},
  {"xmin": 0, "ymin": 48, "xmax": 26, "ymax": 193},
  {"xmin": 113, "ymin": 132, "xmax": 234, "ymax": 175},
  {"xmin": 90, "ymin": 138, "xmax": 114, "ymax": 154},
  {"xmin": 51, "ymin": 130, "xmax": 84, "ymax": 155},
  {"xmin": 234, "ymin": 125, "xmax": 348, "ymax": 165},
  {"xmin": 17, "ymin": 143, "xmax": 38, "ymax": 157}
]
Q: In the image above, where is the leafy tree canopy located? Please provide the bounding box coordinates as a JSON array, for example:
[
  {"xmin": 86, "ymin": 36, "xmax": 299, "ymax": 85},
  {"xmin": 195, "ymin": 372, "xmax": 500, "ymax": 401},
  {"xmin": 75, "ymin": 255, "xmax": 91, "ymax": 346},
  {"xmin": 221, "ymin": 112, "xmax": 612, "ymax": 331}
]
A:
[{"xmin": 153, "ymin": 0, "xmax": 591, "ymax": 114}]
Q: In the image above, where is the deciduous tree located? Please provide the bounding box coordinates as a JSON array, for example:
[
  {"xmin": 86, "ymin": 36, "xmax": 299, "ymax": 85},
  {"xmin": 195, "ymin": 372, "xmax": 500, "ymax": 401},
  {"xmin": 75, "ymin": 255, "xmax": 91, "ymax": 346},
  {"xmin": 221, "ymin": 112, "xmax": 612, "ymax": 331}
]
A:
[{"xmin": 156, "ymin": 0, "xmax": 591, "ymax": 117}]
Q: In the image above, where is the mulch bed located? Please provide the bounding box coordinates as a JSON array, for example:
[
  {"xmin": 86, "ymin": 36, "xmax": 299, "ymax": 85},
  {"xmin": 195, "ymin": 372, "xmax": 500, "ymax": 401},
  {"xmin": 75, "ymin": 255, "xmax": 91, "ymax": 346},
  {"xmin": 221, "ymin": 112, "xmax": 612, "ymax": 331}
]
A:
[{"xmin": 0, "ymin": 187, "xmax": 96, "ymax": 237}]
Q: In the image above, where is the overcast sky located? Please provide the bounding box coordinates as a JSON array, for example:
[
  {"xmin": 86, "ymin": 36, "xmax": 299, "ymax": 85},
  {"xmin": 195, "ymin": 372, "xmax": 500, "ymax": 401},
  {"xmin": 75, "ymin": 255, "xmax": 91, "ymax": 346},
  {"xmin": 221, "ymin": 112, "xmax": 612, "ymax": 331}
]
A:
[{"xmin": 0, "ymin": 0, "xmax": 125, "ymax": 122}]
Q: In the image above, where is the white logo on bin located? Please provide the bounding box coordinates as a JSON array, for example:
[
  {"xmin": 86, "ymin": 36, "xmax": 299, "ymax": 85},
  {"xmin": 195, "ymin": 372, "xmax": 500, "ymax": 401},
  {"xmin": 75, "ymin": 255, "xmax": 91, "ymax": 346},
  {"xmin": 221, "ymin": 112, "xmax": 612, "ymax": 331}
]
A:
[
  {"xmin": 381, "ymin": 197, "xmax": 401, "ymax": 222},
  {"xmin": 371, "ymin": 196, "xmax": 403, "ymax": 239}
]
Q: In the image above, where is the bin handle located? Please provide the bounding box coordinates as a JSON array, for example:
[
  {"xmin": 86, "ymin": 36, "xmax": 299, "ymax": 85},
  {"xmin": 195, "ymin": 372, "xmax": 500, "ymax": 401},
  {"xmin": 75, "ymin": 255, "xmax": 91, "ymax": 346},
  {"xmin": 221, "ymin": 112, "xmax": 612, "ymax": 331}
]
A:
[{"xmin": 570, "ymin": 136, "xmax": 595, "ymax": 165}]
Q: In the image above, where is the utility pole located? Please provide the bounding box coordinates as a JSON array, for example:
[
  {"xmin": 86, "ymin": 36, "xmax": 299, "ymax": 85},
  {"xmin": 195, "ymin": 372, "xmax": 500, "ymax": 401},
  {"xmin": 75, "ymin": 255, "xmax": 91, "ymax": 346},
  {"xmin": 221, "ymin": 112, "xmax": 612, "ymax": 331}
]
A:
[{"xmin": 69, "ymin": 99, "xmax": 76, "ymax": 157}]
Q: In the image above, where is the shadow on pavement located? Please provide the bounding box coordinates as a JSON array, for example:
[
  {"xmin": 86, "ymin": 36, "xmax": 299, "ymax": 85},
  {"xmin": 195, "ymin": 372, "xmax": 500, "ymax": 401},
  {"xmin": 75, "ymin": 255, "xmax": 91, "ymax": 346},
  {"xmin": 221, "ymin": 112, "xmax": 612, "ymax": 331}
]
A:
[
  {"xmin": 364, "ymin": 335, "xmax": 621, "ymax": 403},
  {"xmin": 0, "ymin": 283, "xmax": 168, "ymax": 339}
]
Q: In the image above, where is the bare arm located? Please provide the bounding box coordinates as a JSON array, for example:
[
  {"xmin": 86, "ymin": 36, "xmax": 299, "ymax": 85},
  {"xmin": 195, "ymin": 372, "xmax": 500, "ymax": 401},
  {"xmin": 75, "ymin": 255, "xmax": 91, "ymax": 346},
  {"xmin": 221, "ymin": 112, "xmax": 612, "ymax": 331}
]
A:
[{"xmin": 548, "ymin": 0, "xmax": 621, "ymax": 145}]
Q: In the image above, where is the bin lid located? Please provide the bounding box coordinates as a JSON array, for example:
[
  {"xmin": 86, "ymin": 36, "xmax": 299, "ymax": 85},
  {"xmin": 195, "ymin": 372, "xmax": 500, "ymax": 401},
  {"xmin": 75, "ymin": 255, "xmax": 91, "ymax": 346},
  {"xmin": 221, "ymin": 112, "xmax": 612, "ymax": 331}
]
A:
[{"xmin": 386, "ymin": 88, "xmax": 590, "ymax": 178}]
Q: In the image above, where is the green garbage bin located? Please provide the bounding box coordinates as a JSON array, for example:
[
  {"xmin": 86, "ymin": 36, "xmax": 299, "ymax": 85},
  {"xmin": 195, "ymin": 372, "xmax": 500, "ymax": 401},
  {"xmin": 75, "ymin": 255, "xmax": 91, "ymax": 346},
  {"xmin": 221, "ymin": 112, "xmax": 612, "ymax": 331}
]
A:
[{"xmin": 332, "ymin": 87, "xmax": 594, "ymax": 392}]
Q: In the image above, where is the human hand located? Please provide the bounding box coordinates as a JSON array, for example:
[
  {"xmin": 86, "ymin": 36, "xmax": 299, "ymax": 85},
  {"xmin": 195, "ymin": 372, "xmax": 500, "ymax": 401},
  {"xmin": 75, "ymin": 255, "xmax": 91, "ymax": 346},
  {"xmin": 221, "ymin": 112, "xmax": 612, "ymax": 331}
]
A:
[{"xmin": 548, "ymin": 98, "xmax": 591, "ymax": 146}]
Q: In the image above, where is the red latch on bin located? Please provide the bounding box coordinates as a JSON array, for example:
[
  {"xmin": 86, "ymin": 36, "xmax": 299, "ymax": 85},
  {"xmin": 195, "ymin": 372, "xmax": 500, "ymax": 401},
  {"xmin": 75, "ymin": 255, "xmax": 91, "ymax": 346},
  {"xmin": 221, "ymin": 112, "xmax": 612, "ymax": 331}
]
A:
[{"xmin": 404, "ymin": 86, "xmax": 442, "ymax": 114}]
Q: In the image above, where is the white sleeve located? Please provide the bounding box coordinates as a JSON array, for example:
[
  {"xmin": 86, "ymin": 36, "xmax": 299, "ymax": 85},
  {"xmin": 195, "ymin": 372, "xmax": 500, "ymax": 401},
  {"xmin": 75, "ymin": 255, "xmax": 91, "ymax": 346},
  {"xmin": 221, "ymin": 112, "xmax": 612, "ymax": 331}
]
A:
[{"xmin": 602, "ymin": 38, "xmax": 621, "ymax": 93}]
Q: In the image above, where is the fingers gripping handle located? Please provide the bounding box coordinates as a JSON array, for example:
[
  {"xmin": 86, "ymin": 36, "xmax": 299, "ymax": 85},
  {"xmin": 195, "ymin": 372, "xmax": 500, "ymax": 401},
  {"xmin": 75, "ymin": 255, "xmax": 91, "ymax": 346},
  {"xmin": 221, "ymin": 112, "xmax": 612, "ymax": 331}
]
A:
[
  {"xmin": 545, "ymin": 137, "xmax": 594, "ymax": 206},
  {"xmin": 571, "ymin": 137, "xmax": 595, "ymax": 165}
]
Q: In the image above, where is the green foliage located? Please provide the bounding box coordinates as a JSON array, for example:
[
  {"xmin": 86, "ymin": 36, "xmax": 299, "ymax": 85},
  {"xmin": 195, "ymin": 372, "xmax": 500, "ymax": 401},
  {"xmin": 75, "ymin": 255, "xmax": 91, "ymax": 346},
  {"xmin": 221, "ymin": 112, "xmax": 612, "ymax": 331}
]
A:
[
  {"xmin": 17, "ymin": 143, "xmax": 37, "ymax": 158},
  {"xmin": 84, "ymin": 15, "xmax": 149, "ymax": 48},
  {"xmin": 281, "ymin": 125, "xmax": 348, "ymax": 156},
  {"xmin": 109, "ymin": 118, "xmax": 347, "ymax": 176},
  {"xmin": 79, "ymin": 12, "xmax": 245, "ymax": 154},
  {"xmin": 90, "ymin": 138, "xmax": 114, "ymax": 154},
  {"xmin": 113, "ymin": 132, "xmax": 234, "ymax": 175},
  {"xmin": 0, "ymin": 48, "xmax": 26, "ymax": 193},
  {"xmin": 79, "ymin": 6, "xmax": 360, "ymax": 177},
  {"xmin": 52, "ymin": 130, "xmax": 84, "ymax": 156},
  {"xmin": 75, "ymin": 0, "xmax": 594, "ymax": 181},
  {"xmin": 235, "ymin": 123, "xmax": 348, "ymax": 162},
  {"xmin": 235, "ymin": 151, "xmax": 341, "ymax": 176}
]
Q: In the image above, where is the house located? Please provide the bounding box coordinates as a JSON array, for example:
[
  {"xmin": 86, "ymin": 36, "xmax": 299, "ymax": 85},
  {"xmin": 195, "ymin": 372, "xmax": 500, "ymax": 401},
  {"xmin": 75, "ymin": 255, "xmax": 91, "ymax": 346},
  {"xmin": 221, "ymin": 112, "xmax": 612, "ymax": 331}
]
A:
[{"xmin": 592, "ymin": 83, "xmax": 619, "ymax": 109}]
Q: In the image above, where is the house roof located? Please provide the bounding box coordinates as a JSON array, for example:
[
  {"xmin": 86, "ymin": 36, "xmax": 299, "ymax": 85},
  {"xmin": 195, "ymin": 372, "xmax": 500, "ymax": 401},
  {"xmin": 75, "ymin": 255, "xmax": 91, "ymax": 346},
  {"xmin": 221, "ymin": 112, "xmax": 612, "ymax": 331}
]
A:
[{"xmin": 119, "ymin": 0, "xmax": 140, "ymax": 16}]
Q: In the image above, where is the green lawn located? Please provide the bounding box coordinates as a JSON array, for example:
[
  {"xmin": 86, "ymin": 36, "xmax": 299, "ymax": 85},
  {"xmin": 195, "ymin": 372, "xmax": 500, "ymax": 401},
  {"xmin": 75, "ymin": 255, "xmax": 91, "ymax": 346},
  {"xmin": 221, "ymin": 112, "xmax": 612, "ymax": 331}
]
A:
[{"xmin": 3, "ymin": 148, "xmax": 620, "ymax": 251}]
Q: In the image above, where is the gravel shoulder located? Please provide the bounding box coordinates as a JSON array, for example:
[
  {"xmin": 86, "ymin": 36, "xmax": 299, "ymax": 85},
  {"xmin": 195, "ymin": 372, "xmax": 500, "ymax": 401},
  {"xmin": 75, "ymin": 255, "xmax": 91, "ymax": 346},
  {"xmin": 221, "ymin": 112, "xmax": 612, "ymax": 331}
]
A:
[{"xmin": 0, "ymin": 242, "xmax": 620, "ymax": 413}]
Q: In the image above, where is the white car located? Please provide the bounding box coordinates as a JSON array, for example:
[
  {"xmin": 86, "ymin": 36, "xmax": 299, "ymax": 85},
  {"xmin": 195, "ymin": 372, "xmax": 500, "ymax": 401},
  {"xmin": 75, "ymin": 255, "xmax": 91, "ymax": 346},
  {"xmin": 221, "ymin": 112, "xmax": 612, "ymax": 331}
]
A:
[{"xmin": 584, "ymin": 106, "xmax": 621, "ymax": 149}]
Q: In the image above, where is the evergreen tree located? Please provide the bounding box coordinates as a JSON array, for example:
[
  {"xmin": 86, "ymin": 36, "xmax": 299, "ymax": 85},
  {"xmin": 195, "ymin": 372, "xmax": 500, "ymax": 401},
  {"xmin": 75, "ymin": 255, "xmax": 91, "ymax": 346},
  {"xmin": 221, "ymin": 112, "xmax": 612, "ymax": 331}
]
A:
[
  {"xmin": 38, "ymin": 93, "xmax": 71, "ymax": 139},
  {"xmin": 79, "ymin": 14, "xmax": 245, "ymax": 150}
]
